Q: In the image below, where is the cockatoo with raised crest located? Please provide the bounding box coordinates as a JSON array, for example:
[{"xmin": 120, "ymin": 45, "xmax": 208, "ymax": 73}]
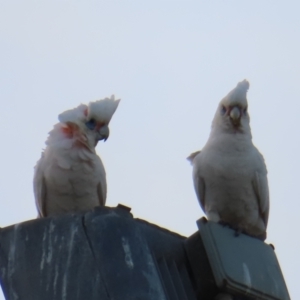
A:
[
  {"xmin": 34, "ymin": 95, "xmax": 120, "ymax": 218},
  {"xmin": 188, "ymin": 80, "xmax": 269, "ymax": 240}
]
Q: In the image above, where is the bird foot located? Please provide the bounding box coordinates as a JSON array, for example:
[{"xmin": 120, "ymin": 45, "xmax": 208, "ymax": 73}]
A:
[
  {"xmin": 218, "ymin": 220, "xmax": 230, "ymax": 228},
  {"xmin": 234, "ymin": 228, "xmax": 242, "ymax": 237}
]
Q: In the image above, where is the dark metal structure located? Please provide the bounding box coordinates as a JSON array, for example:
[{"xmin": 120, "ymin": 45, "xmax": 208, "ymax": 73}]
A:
[{"xmin": 0, "ymin": 205, "xmax": 290, "ymax": 300}]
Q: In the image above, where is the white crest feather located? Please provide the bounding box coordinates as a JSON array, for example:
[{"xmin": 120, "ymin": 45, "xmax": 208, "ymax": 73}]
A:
[
  {"xmin": 58, "ymin": 104, "xmax": 87, "ymax": 124},
  {"xmin": 221, "ymin": 79, "xmax": 249, "ymax": 107},
  {"xmin": 88, "ymin": 95, "xmax": 121, "ymax": 124}
]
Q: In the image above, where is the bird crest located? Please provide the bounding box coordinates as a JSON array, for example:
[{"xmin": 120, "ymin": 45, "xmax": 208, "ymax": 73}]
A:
[
  {"xmin": 221, "ymin": 79, "xmax": 249, "ymax": 107},
  {"xmin": 58, "ymin": 95, "xmax": 120, "ymax": 125}
]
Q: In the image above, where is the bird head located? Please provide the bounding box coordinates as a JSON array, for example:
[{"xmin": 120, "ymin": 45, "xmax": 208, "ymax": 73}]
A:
[
  {"xmin": 58, "ymin": 95, "xmax": 120, "ymax": 150},
  {"xmin": 212, "ymin": 80, "xmax": 250, "ymax": 134}
]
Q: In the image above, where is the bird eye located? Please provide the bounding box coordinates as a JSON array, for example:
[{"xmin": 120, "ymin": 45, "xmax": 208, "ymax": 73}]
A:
[
  {"xmin": 221, "ymin": 106, "xmax": 226, "ymax": 115},
  {"xmin": 85, "ymin": 119, "xmax": 96, "ymax": 130},
  {"xmin": 243, "ymin": 108, "xmax": 247, "ymax": 115}
]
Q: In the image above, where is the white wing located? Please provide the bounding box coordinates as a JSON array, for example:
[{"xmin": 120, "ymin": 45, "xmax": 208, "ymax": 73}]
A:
[{"xmin": 33, "ymin": 153, "xmax": 47, "ymax": 218}]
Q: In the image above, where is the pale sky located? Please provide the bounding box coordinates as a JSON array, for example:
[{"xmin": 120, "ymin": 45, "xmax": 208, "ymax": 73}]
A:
[{"xmin": 0, "ymin": 1, "xmax": 299, "ymax": 299}]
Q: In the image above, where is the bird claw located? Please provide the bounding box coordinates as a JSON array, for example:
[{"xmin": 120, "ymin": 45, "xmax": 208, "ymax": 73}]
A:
[
  {"xmin": 234, "ymin": 228, "xmax": 242, "ymax": 237},
  {"xmin": 218, "ymin": 220, "xmax": 229, "ymax": 228}
]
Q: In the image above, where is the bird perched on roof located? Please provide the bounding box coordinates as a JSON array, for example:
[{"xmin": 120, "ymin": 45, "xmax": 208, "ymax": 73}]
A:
[
  {"xmin": 187, "ymin": 80, "xmax": 269, "ymax": 240},
  {"xmin": 34, "ymin": 95, "xmax": 120, "ymax": 218}
]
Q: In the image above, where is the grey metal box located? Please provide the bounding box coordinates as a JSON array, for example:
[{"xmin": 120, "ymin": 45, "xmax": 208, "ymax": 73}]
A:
[{"xmin": 197, "ymin": 218, "xmax": 290, "ymax": 300}]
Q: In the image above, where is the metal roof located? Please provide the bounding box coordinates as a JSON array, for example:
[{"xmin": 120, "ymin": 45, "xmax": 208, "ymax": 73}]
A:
[{"xmin": 0, "ymin": 205, "xmax": 290, "ymax": 300}]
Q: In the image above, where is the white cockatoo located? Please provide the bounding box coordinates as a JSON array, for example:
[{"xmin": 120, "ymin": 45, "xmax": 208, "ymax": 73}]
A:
[
  {"xmin": 34, "ymin": 95, "xmax": 120, "ymax": 217},
  {"xmin": 188, "ymin": 80, "xmax": 269, "ymax": 240}
]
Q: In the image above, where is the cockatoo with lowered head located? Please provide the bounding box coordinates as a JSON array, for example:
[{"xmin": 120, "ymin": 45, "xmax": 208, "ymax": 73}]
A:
[
  {"xmin": 34, "ymin": 95, "xmax": 120, "ymax": 218},
  {"xmin": 187, "ymin": 80, "xmax": 269, "ymax": 240}
]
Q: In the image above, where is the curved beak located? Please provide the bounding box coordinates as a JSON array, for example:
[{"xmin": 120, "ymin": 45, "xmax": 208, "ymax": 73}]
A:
[
  {"xmin": 98, "ymin": 125, "xmax": 110, "ymax": 142},
  {"xmin": 230, "ymin": 106, "xmax": 241, "ymax": 126}
]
